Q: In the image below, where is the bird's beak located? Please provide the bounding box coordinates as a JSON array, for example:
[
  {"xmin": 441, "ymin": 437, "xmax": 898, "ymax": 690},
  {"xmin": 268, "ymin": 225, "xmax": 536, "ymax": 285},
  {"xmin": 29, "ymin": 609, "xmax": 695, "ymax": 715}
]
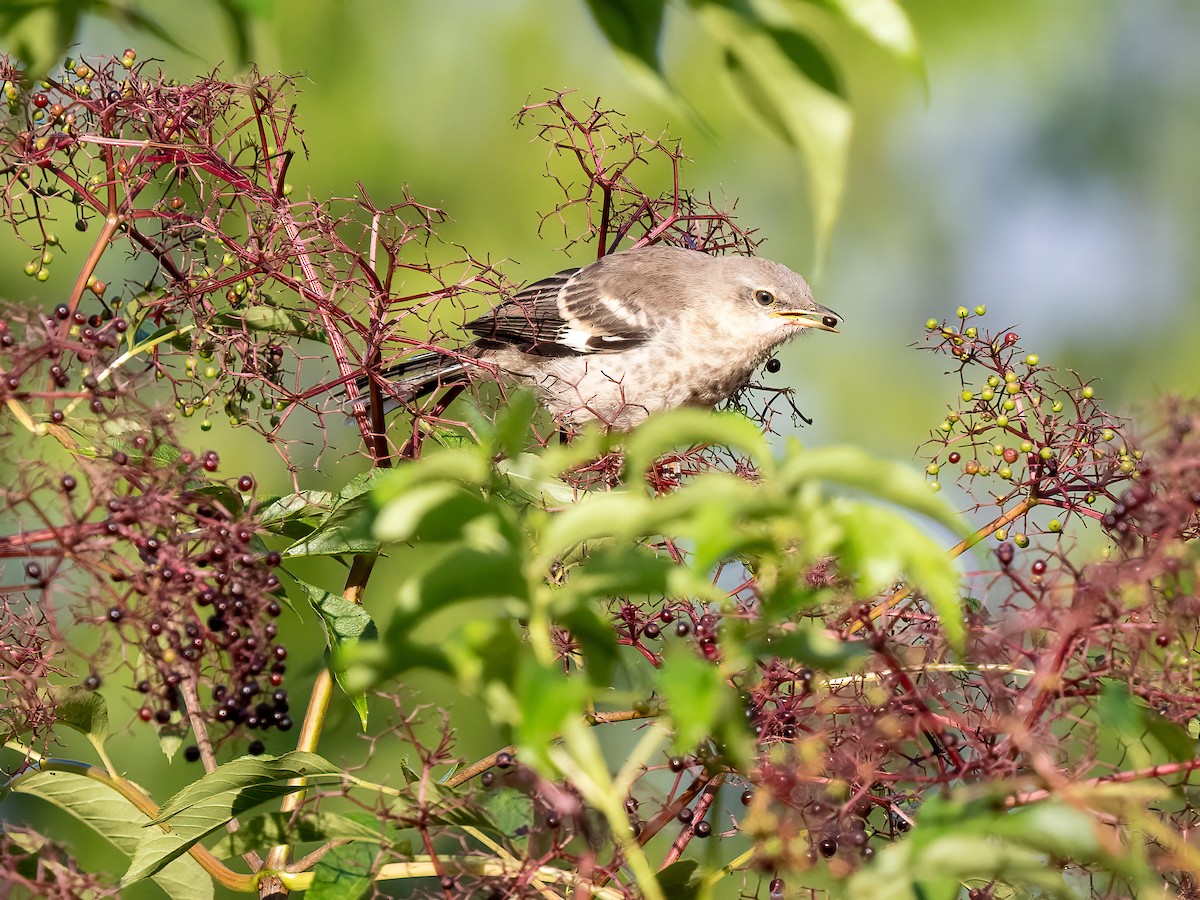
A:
[{"xmin": 772, "ymin": 305, "xmax": 842, "ymax": 333}]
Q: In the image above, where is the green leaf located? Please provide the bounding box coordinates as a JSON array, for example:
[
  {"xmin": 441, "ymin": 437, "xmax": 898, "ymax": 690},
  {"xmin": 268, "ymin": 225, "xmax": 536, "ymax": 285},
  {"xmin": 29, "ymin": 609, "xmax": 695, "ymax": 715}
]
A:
[
  {"xmin": 13, "ymin": 768, "xmax": 214, "ymax": 900},
  {"xmin": 296, "ymin": 580, "xmax": 376, "ymax": 729},
  {"xmin": 151, "ymin": 752, "xmax": 341, "ymax": 824},
  {"xmin": 622, "ymin": 408, "xmax": 772, "ymax": 486},
  {"xmin": 515, "ymin": 662, "xmax": 591, "ymax": 765},
  {"xmin": 656, "ymin": 644, "xmax": 729, "ymax": 752},
  {"xmin": 53, "ymin": 685, "xmax": 109, "ymax": 748},
  {"xmin": 397, "ymin": 544, "xmax": 529, "ymax": 617},
  {"xmin": 748, "ymin": 622, "xmax": 869, "ymax": 670},
  {"xmin": 781, "ymin": 444, "xmax": 964, "ymax": 533},
  {"xmin": 123, "ymin": 752, "xmax": 343, "ymax": 884},
  {"xmin": 702, "ymin": 3, "xmax": 852, "ymax": 267},
  {"xmin": 0, "ymin": 1, "xmax": 79, "ymax": 84},
  {"xmin": 583, "ymin": 0, "xmax": 668, "ymax": 75},
  {"xmin": 805, "ymin": 0, "xmax": 923, "ymax": 74},
  {"xmin": 306, "ymin": 841, "xmax": 375, "ymax": 900},
  {"xmin": 490, "ymin": 388, "xmax": 539, "ymax": 459},
  {"xmin": 656, "ymin": 858, "xmax": 702, "ymax": 898},
  {"xmin": 208, "ymin": 809, "xmax": 387, "ymax": 859},
  {"xmin": 257, "ymin": 489, "xmax": 337, "ymax": 527},
  {"xmin": 480, "ymin": 786, "xmax": 533, "ymax": 850}
]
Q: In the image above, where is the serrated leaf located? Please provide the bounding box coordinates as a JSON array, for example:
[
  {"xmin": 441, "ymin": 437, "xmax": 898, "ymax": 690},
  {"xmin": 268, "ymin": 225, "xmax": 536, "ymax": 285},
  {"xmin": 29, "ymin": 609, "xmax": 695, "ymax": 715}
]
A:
[
  {"xmin": 124, "ymin": 752, "xmax": 343, "ymax": 884},
  {"xmin": 306, "ymin": 841, "xmax": 374, "ymax": 900},
  {"xmin": 296, "ymin": 580, "xmax": 376, "ymax": 729},
  {"xmin": 152, "ymin": 752, "xmax": 341, "ymax": 824},
  {"xmin": 53, "ymin": 685, "xmax": 109, "ymax": 746},
  {"xmin": 13, "ymin": 769, "xmax": 213, "ymax": 900},
  {"xmin": 257, "ymin": 489, "xmax": 337, "ymax": 527},
  {"xmin": 208, "ymin": 809, "xmax": 386, "ymax": 859}
]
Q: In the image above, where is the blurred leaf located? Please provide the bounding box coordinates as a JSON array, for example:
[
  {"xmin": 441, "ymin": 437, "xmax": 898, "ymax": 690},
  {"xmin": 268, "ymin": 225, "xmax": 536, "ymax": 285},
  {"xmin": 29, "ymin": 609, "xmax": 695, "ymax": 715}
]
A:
[
  {"xmin": 296, "ymin": 580, "xmax": 377, "ymax": 729},
  {"xmin": 837, "ymin": 502, "xmax": 962, "ymax": 648},
  {"xmin": 801, "ymin": 0, "xmax": 924, "ymax": 75},
  {"xmin": 209, "ymin": 809, "xmax": 387, "ymax": 859},
  {"xmin": 701, "ymin": 3, "xmax": 852, "ymax": 267},
  {"xmin": 397, "ymin": 544, "xmax": 529, "ymax": 616},
  {"xmin": 766, "ymin": 27, "xmax": 844, "ymax": 98},
  {"xmin": 583, "ymin": 0, "xmax": 668, "ymax": 74},
  {"xmin": 491, "ymin": 388, "xmax": 539, "ymax": 458},
  {"xmin": 558, "ymin": 603, "xmax": 619, "ymax": 686},
  {"xmin": 1098, "ymin": 680, "xmax": 1197, "ymax": 764},
  {"xmin": 211, "ymin": 0, "xmax": 271, "ymax": 64},
  {"xmin": 656, "ymin": 644, "xmax": 729, "ymax": 752},
  {"xmin": 372, "ymin": 482, "xmax": 496, "ymax": 545},
  {"xmin": 748, "ymin": 622, "xmax": 868, "ymax": 670},
  {"xmin": 307, "ymin": 841, "xmax": 374, "ymax": 900},
  {"xmin": 13, "ymin": 769, "xmax": 214, "ymax": 900},
  {"xmin": 0, "ymin": 0, "xmax": 80, "ymax": 83},
  {"xmin": 780, "ymin": 444, "xmax": 964, "ymax": 533},
  {"xmin": 622, "ymin": 408, "xmax": 771, "ymax": 484},
  {"xmin": 125, "ymin": 752, "xmax": 342, "ymax": 884},
  {"xmin": 516, "ymin": 662, "xmax": 590, "ymax": 765}
]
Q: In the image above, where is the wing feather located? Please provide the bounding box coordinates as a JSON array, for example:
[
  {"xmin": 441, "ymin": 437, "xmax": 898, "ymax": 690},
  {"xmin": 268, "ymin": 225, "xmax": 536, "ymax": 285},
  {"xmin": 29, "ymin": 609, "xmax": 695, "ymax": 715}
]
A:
[{"xmin": 467, "ymin": 265, "xmax": 652, "ymax": 357}]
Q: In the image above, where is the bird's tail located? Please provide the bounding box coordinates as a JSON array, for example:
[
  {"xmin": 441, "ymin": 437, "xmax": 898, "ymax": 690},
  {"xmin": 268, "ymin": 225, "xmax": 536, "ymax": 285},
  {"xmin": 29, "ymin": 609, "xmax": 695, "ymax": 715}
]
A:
[{"xmin": 347, "ymin": 351, "xmax": 469, "ymax": 414}]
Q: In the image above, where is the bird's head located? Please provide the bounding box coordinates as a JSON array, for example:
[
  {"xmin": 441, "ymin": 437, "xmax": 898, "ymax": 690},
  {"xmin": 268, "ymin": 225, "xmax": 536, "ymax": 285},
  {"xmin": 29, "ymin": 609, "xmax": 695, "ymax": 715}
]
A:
[{"xmin": 717, "ymin": 255, "xmax": 842, "ymax": 342}]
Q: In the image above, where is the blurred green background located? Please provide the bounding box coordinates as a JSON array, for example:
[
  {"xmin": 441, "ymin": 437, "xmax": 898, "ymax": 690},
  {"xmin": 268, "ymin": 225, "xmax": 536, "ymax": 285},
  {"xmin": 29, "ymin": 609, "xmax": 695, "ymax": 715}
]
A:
[{"xmin": 2, "ymin": 1, "xmax": 1198, "ymax": 895}]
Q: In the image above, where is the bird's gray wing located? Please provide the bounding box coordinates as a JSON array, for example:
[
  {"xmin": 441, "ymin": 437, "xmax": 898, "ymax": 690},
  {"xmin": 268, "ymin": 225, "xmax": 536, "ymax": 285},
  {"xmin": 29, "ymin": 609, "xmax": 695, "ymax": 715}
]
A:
[{"xmin": 467, "ymin": 266, "xmax": 652, "ymax": 358}]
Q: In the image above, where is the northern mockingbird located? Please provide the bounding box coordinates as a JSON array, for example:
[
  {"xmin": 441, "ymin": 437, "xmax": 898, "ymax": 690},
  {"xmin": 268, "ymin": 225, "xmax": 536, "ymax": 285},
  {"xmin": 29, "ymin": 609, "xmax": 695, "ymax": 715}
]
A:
[{"xmin": 359, "ymin": 245, "xmax": 841, "ymax": 430}]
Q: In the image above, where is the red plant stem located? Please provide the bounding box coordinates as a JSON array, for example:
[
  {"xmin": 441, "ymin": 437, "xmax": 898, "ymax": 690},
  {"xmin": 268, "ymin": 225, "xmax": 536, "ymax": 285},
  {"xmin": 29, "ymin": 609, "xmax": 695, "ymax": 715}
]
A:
[{"xmin": 1007, "ymin": 757, "xmax": 1200, "ymax": 808}]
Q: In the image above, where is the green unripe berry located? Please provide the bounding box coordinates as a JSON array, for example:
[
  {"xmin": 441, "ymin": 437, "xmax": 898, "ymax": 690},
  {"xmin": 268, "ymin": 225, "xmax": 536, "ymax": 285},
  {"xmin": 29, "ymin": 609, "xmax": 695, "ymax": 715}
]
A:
[
  {"xmin": 926, "ymin": 463, "xmax": 940, "ymax": 476},
  {"xmin": 964, "ymin": 327, "xmax": 978, "ymax": 339},
  {"xmin": 995, "ymin": 529, "xmax": 1008, "ymax": 542},
  {"xmin": 1039, "ymin": 447, "xmax": 1054, "ymax": 460},
  {"xmin": 1004, "ymin": 371, "xmax": 1017, "ymax": 383},
  {"xmin": 1051, "ymin": 400, "xmax": 1063, "ymax": 413},
  {"xmin": 929, "ymin": 481, "xmax": 941, "ymax": 492},
  {"xmin": 1003, "ymin": 399, "xmax": 1016, "ymax": 411},
  {"xmin": 956, "ymin": 306, "xmax": 969, "ymax": 319},
  {"xmin": 1026, "ymin": 354, "xmax": 1039, "ymax": 366},
  {"xmin": 980, "ymin": 388, "xmax": 994, "ymax": 402},
  {"xmin": 1120, "ymin": 459, "xmax": 1135, "ymax": 473},
  {"xmin": 974, "ymin": 305, "xmax": 987, "ymax": 316},
  {"xmin": 961, "ymin": 390, "xmax": 974, "ymax": 402},
  {"xmin": 1014, "ymin": 533, "xmax": 1029, "ymax": 548},
  {"xmin": 23, "ymin": 261, "xmax": 38, "ymax": 276},
  {"xmin": 1101, "ymin": 429, "xmax": 1114, "ymax": 441},
  {"xmin": 36, "ymin": 267, "xmax": 49, "ymax": 281},
  {"xmin": 1004, "ymin": 382, "xmax": 1020, "ymax": 395},
  {"xmin": 998, "ymin": 466, "xmax": 1013, "ymax": 480},
  {"xmin": 1020, "ymin": 441, "xmax": 1033, "ymax": 453},
  {"xmin": 995, "ymin": 415, "xmax": 1009, "ymax": 427},
  {"xmin": 987, "ymin": 375, "xmax": 1000, "ymax": 388},
  {"xmin": 1047, "ymin": 519, "xmax": 1062, "ymax": 533},
  {"xmin": 1081, "ymin": 386, "xmax": 1094, "ymax": 399}
]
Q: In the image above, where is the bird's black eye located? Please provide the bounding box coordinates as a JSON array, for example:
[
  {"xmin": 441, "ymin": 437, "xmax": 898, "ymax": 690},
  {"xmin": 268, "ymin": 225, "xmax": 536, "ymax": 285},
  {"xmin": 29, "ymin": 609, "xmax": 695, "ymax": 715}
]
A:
[{"xmin": 754, "ymin": 289, "xmax": 776, "ymax": 307}]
